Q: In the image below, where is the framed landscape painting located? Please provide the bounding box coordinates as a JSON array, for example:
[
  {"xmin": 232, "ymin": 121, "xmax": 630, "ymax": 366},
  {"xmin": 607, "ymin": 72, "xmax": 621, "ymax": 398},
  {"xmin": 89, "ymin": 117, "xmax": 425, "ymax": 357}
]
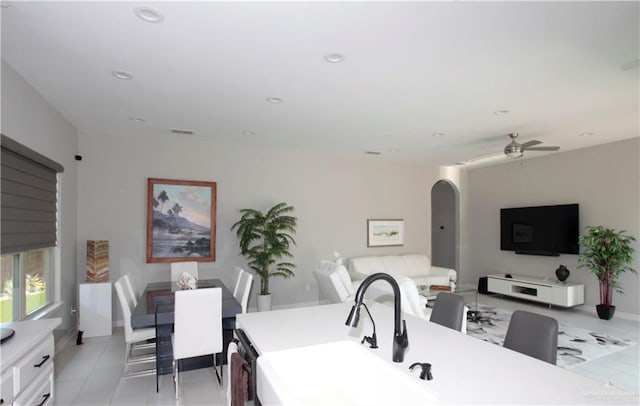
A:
[
  {"xmin": 367, "ymin": 219, "xmax": 404, "ymax": 247},
  {"xmin": 146, "ymin": 178, "xmax": 217, "ymax": 263}
]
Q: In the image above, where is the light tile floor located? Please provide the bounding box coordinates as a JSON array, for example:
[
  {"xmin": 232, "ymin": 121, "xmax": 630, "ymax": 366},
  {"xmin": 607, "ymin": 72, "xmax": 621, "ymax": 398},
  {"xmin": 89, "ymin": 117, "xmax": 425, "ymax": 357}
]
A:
[{"xmin": 54, "ymin": 295, "xmax": 639, "ymax": 405}]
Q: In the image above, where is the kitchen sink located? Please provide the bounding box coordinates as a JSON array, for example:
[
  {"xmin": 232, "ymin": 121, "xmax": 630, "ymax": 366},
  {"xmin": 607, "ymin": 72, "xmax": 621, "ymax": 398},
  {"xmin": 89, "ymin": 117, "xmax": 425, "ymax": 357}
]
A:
[{"xmin": 256, "ymin": 340, "xmax": 438, "ymax": 405}]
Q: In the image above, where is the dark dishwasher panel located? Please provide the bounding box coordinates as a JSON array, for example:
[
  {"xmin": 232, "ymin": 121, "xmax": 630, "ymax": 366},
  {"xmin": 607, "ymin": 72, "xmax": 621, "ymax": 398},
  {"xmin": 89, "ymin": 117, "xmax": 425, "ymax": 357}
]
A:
[{"xmin": 235, "ymin": 328, "xmax": 261, "ymax": 406}]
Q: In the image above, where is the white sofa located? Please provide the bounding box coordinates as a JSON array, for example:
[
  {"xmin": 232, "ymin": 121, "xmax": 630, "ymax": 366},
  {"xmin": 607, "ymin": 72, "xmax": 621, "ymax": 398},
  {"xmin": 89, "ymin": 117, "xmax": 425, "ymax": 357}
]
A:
[{"xmin": 347, "ymin": 254, "xmax": 457, "ymax": 288}]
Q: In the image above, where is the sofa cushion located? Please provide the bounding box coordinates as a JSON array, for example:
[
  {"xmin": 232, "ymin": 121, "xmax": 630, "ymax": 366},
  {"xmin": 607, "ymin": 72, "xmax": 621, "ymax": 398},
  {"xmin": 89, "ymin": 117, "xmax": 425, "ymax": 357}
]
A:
[
  {"xmin": 380, "ymin": 256, "xmax": 406, "ymax": 275},
  {"xmin": 402, "ymin": 255, "xmax": 431, "ymax": 277},
  {"xmin": 348, "ymin": 256, "xmax": 385, "ymax": 277}
]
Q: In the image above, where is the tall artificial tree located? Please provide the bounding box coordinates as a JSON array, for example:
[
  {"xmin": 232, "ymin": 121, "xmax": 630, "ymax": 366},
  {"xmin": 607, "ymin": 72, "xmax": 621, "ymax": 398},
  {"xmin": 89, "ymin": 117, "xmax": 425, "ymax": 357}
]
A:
[{"xmin": 231, "ymin": 202, "xmax": 297, "ymax": 296}]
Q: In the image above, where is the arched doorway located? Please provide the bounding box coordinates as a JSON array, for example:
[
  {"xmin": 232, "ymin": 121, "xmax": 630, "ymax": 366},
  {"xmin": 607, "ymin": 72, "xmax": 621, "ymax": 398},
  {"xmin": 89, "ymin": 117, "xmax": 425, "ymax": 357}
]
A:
[{"xmin": 431, "ymin": 180, "xmax": 459, "ymax": 270}]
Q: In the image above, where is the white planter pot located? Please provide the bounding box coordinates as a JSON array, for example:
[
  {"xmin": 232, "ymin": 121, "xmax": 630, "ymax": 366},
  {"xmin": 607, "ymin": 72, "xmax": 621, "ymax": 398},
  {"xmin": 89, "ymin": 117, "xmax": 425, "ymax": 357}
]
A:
[{"xmin": 257, "ymin": 294, "xmax": 272, "ymax": 312}]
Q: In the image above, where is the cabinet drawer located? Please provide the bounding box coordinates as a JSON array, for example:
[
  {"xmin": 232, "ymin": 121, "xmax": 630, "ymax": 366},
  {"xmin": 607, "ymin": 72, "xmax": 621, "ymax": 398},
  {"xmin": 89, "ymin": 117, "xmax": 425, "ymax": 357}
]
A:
[
  {"xmin": 13, "ymin": 334, "xmax": 54, "ymax": 396},
  {"xmin": 14, "ymin": 364, "xmax": 53, "ymax": 406},
  {"xmin": 1, "ymin": 370, "xmax": 15, "ymax": 406}
]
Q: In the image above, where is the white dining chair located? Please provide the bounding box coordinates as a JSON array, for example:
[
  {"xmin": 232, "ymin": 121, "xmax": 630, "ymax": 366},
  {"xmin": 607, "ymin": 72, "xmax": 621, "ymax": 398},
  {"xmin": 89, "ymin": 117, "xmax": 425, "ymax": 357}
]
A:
[
  {"xmin": 114, "ymin": 277, "xmax": 156, "ymax": 376},
  {"xmin": 235, "ymin": 271, "xmax": 253, "ymax": 313},
  {"xmin": 122, "ymin": 272, "xmax": 138, "ymax": 307},
  {"xmin": 231, "ymin": 266, "xmax": 245, "ymax": 298},
  {"xmin": 173, "ymin": 287, "xmax": 223, "ymax": 399},
  {"xmin": 170, "ymin": 261, "xmax": 199, "ymax": 282}
]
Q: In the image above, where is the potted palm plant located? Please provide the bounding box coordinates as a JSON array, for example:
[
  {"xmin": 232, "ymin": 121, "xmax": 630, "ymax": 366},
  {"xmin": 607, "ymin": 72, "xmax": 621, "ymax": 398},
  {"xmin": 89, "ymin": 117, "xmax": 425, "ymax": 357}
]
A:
[
  {"xmin": 578, "ymin": 226, "xmax": 637, "ymax": 320},
  {"xmin": 231, "ymin": 202, "xmax": 297, "ymax": 311}
]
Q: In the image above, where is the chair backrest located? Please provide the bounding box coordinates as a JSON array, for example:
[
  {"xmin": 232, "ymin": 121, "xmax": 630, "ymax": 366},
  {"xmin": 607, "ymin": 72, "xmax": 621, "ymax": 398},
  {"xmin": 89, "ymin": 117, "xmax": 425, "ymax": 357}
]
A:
[
  {"xmin": 122, "ymin": 273, "xmax": 137, "ymax": 307},
  {"xmin": 232, "ymin": 266, "xmax": 245, "ymax": 298},
  {"xmin": 174, "ymin": 287, "xmax": 222, "ymax": 360},
  {"xmin": 114, "ymin": 277, "xmax": 134, "ymax": 340},
  {"xmin": 504, "ymin": 310, "xmax": 558, "ymax": 364},
  {"xmin": 226, "ymin": 340, "xmax": 239, "ymax": 405},
  {"xmin": 313, "ymin": 262, "xmax": 350, "ymax": 304},
  {"xmin": 235, "ymin": 271, "xmax": 253, "ymax": 313},
  {"xmin": 398, "ymin": 277, "xmax": 427, "ymax": 319},
  {"xmin": 429, "ymin": 292, "xmax": 465, "ymax": 331},
  {"xmin": 171, "ymin": 261, "xmax": 199, "ymax": 282}
]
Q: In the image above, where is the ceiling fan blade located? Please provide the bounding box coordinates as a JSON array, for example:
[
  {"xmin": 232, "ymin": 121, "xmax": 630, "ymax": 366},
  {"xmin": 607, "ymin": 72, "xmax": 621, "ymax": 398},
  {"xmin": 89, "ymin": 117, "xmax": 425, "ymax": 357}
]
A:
[
  {"xmin": 520, "ymin": 140, "xmax": 542, "ymax": 148},
  {"xmin": 524, "ymin": 146, "xmax": 560, "ymax": 151}
]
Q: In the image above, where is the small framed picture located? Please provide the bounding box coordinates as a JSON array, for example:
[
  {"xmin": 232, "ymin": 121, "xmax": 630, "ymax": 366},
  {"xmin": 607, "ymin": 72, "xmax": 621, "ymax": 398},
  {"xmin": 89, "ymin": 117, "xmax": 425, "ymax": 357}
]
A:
[{"xmin": 367, "ymin": 219, "xmax": 404, "ymax": 247}]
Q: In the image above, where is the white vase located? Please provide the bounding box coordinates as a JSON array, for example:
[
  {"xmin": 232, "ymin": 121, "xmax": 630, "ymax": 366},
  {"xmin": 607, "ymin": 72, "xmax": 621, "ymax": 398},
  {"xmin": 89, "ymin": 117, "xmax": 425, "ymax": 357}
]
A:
[{"xmin": 257, "ymin": 294, "xmax": 272, "ymax": 312}]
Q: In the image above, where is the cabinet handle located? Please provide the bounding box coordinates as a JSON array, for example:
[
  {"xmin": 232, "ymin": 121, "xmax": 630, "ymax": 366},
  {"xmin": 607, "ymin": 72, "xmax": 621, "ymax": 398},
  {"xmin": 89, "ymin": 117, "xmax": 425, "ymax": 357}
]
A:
[
  {"xmin": 36, "ymin": 393, "xmax": 50, "ymax": 406},
  {"xmin": 33, "ymin": 354, "xmax": 51, "ymax": 368}
]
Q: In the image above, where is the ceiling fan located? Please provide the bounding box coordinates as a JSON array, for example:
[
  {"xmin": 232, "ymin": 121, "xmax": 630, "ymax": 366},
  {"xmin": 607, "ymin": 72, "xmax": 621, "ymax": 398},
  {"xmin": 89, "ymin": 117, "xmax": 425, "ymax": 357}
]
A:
[{"xmin": 504, "ymin": 133, "xmax": 560, "ymax": 159}]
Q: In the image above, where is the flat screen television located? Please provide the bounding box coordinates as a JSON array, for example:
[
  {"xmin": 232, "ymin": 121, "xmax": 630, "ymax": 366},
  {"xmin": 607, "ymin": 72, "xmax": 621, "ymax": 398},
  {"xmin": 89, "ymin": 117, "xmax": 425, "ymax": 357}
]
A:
[{"xmin": 500, "ymin": 204, "xmax": 579, "ymax": 256}]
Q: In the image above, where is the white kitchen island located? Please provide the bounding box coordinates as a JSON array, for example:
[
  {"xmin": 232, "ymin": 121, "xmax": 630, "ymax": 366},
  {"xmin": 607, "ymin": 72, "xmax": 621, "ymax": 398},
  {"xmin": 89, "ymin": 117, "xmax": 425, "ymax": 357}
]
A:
[{"xmin": 237, "ymin": 301, "xmax": 637, "ymax": 405}]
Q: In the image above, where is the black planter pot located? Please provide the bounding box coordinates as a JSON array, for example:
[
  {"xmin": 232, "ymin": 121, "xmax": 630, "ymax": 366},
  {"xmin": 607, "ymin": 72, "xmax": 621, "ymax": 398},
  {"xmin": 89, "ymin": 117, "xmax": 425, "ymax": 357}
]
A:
[{"xmin": 596, "ymin": 304, "xmax": 616, "ymax": 320}]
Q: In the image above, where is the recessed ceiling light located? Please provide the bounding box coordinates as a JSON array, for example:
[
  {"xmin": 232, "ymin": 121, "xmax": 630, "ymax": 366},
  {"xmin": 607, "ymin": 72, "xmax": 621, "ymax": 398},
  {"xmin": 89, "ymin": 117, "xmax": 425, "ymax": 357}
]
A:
[
  {"xmin": 432, "ymin": 132, "xmax": 445, "ymax": 137},
  {"xmin": 621, "ymin": 59, "xmax": 640, "ymax": 71},
  {"xmin": 242, "ymin": 130, "xmax": 255, "ymax": 136},
  {"xmin": 579, "ymin": 132, "xmax": 594, "ymax": 137},
  {"xmin": 494, "ymin": 110, "xmax": 510, "ymax": 116},
  {"xmin": 324, "ymin": 53, "xmax": 345, "ymax": 63},
  {"xmin": 111, "ymin": 70, "xmax": 133, "ymax": 80},
  {"xmin": 365, "ymin": 151, "xmax": 382, "ymax": 155},
  {"xmin": 389, "ymin": 148, "xmax": 400, "ymax": 153},
  {"xmin": 128, "ymin": 117, "xmax": 145, "ymax": 123},
  {"xmin": 266, "ymin": 97, "xmax": 283, "ymax": 104},
  {"xmin": 134, "ymin": 6, "xmax": 164, "ymax": 23}
]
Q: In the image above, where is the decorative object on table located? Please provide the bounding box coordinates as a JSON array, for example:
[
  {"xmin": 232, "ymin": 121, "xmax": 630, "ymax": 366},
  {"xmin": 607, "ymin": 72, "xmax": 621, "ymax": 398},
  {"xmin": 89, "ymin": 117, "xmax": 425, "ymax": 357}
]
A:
[
  {"xmin": 429, "ymin": 284, "xmax": 452, "ymax": 292},
  {"xmin": 146, "ymin": 178, "xmax": 217, "ymax": 263},
  {"xmin": 578, "ymin": 226, "xmax": 637, "ymax": 320},
  {"xmin": 176, "ymin": 272, "xmax": 198, "ymax": 290},
  {"xmin": 367, "ymin": 219, "xmax": 404, "ymax": 247},
  {"xmin": 555, "ymin": 265, "xmax": 570, "ymax": 282},
  {"xmin": 466, "ymin": 304, "xmax": 636, "ymax": 369},
  {"xmin": 231, "ymin": 202, "xmax": 297, "ymax": 311},
  {"xmin": 86, "ymin": 240, "xmax": 109, "ymax": 282}
]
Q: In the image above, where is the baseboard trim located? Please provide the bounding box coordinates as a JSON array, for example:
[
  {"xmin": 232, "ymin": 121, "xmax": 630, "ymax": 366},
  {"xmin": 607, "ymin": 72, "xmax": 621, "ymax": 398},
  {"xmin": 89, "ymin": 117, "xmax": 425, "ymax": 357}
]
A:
[{"xmin": 55, "ymin": 328, "xmax": 78, "ymax": 355}]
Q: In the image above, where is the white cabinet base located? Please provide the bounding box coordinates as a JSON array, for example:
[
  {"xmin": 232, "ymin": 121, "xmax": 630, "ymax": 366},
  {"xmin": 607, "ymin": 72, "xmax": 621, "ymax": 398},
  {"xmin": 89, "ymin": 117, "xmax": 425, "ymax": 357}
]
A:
[
  {"xmin": 79, "ymin": 282, "xmax": 112, "ymax": 337},
  {"xmin": 487, "ymin": 274, "xmax": 584, "ymax": 307}
]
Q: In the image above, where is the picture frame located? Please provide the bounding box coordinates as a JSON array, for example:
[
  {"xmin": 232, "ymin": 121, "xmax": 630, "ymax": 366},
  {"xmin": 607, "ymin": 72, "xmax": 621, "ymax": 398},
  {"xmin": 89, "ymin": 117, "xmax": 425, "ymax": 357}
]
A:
[
  {"xmin": 146, "ymin": 178, "xmax": 217, "ymax": 263},
  {"xmin": 367, "ymin": 219, "xmax": 404, "ymax": 247}
]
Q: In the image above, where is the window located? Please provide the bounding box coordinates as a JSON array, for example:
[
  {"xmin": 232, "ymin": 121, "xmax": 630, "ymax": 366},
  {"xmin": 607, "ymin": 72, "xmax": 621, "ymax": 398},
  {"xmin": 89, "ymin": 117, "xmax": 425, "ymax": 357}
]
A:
[
  {"xmin": 1, "ymin": 248, "xmax": 53, "ymax": 321},
  {"xmin": 1, "ymin": 134, "xmax": 63, "ymax": 322}
]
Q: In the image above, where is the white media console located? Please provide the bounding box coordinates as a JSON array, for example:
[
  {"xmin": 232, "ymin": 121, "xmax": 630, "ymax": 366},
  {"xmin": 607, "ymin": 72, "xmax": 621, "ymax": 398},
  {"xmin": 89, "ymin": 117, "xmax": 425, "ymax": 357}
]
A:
[{"xmin": 487, "ymin": 274, "xmax": 584, "ymax": 307}]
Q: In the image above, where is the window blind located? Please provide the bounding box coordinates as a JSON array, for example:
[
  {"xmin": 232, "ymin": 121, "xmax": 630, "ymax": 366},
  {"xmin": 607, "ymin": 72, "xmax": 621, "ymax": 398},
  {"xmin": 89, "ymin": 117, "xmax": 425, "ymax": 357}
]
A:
[{"xmin": 1, "ymin": 134, "xmax": 64, "ymax": 254}]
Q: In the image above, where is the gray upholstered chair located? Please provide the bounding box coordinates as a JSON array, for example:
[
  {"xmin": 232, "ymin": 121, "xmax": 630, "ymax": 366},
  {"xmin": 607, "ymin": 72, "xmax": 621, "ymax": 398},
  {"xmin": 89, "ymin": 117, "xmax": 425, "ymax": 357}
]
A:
[
  {"xmin": 503, "ymin": 310, "xmax": 558, "ymax": 364},
  {"xmin": 429, "ymin": 292, "xmax": 465, "ymax": 331}
]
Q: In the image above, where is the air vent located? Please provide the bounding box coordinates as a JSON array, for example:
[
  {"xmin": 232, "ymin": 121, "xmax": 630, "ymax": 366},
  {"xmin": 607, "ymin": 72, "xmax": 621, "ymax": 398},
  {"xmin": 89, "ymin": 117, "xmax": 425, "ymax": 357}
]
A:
[{"xmin": 171, "ymin": 129, "xmax": 195, "ymax": 135}]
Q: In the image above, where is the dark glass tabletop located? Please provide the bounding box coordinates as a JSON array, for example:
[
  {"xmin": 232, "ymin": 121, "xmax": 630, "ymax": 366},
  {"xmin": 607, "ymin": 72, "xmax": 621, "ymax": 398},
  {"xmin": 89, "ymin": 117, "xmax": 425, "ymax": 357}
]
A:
[{"xmin": 130, "ymin": 279, "xmax": 242, "ymax": 328}]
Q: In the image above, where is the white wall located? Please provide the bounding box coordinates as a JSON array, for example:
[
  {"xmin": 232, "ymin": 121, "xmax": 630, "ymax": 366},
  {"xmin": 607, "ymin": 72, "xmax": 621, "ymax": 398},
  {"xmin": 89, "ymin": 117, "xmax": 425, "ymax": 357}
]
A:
[
  {"xmin": 461, "ymin": 138, "xmax": 640, "ymax": 316},
  {"xmin": 77, "ymin": 130, "xmax": 441, "ymax": 321},
  {"xmin": 1, "ymin": 60, "xmax": 79, "ymax": 335}
]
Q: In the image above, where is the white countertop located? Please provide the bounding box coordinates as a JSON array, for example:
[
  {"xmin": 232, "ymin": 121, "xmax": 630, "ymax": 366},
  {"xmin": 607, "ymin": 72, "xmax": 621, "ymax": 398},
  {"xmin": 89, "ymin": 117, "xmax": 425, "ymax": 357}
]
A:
[
  {"xmin": 237, "ymin": 302, "xmax": 637, "ymax": 405},
  {"xmin": 1, "ymin": 318, "xmax": 62, "ymax": 371}
]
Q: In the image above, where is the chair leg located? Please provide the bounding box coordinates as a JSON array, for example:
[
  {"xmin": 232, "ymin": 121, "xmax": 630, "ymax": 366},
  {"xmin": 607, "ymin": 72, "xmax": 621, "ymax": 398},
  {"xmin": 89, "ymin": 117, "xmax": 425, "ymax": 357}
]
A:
[
  {"xmin": 174, "ymin": 358, "xmax": 178, "ymax": 400},
  {"xmin": 214, "ymin": 352, "xmax": 222, "ymax": 385}
]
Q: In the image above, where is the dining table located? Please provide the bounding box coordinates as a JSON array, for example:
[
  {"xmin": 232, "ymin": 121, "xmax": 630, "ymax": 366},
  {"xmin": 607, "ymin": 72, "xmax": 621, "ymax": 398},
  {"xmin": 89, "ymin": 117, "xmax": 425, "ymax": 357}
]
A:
[{"xmin": 131, "ymin": 278, "xmax": 242, "ymax": 375}]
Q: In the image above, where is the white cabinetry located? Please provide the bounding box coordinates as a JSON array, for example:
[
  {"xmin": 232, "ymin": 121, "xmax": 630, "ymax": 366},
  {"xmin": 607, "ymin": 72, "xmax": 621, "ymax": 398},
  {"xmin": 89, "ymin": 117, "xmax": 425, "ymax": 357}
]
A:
[
  {"xmin": 487, "ymin": 274, "xmax": 584, "ymax": 307},
  {"xmin": 0, "ymin": 318, "xmax": 60, "ymax": 406},
  {"xmin": 79, "ymin": 282, "xmax": 112, "ymax": 337}
]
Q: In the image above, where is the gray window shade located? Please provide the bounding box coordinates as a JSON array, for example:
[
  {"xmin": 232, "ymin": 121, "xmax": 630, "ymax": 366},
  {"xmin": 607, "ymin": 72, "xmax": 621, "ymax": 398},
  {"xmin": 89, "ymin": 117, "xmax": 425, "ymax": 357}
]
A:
[{"xmin": 1, "ymin": 135, "xmax": 64, "ymax": 254}]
